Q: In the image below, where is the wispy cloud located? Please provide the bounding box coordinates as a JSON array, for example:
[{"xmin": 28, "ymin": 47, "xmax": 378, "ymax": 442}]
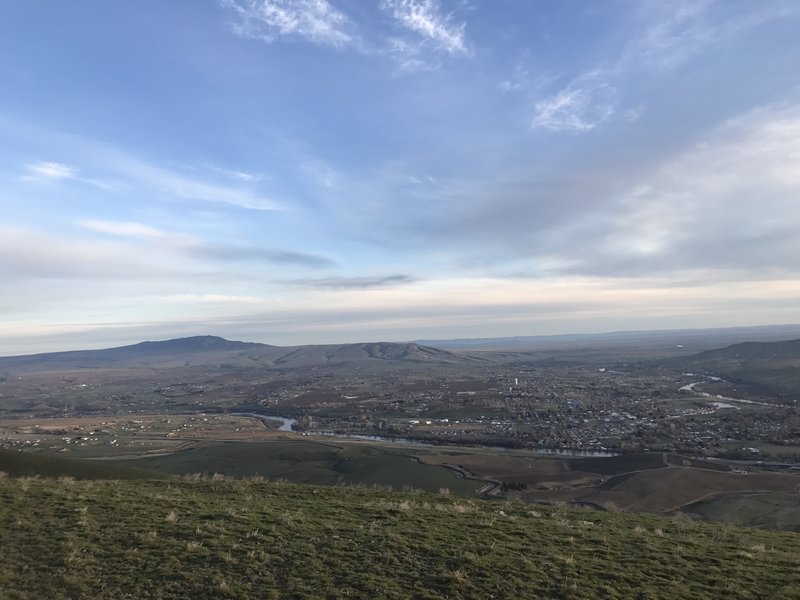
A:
[
  {"xmin": 16, "ymin": 135, "xmax": 279, "ymax": 210},
  {"xmin": 218, "ymin": 0, "xmax": 470, "ymax": 70},
  {"xmin": 625, "ymin": 0, "xmax": 798, "ymax": 69},
  {"xmin": 112, "ymin": 155, "xmax": 280, "ymax": 211},
  {"xmin": 531, "ymin": 72, "xmax": 617, "ymax": 133},
  {"xmin": 221, "ymin": 0, "xmax": 355, "ymax": 47},
  {"xmin": 291, "ymin": 274, "xmax": 417, "ymax": 289},
  {"xmin": 22, "ymin": 160, "xmax": 119, "ymax": 191},
  {"xmin": 81, "ymin": 219, "xmax": 193, "ymax": 242},
  {"xmin": 381, "ymin": 0, "xmax": 467, "ymax": 56},
  {"xmin": 80, "ymin": 219, "xmax": 333, "ymax": 268},
  {"xmin": 213, "ymin": 166, "xmax": 263, "ymax": 182},
  {"xmin": 192, "ymin": 244, "xmax": 334, "ymax": 268},
  {"xmin": 25, "ymin": 161, "xmax": 77, "ymax": 180},
  {"xmin": 522, "ymin": 2, "xmax": 796, "ymax": 138}
]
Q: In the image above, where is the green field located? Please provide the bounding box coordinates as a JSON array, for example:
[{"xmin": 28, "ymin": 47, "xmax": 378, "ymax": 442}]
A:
[
  {"xmin": 2, "ymin": 475, "xmax": 800, "ymax": 599},
  {"xmin": 0, "ymin": 448, "xmax": 170, "ymax": 481},
  {"xmin": 121, "ymin": 440, "xmax": 483, "ymax": 495}
]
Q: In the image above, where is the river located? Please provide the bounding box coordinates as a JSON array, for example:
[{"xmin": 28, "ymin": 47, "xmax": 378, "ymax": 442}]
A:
[
  {"xmin": 677, "ymin": 380, "xmax": 770, "ymax": 406},
  {"xmin": 232, "ymin": 413, "xmax": 296, "ymax": 432},
  {"xmin": 234, "ymin": 412, "xmax": 619, "ymax": 457}
]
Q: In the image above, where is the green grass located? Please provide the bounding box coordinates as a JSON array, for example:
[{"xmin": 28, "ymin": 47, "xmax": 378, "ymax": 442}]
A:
[
  {"xmin": 687, "ymin": 491, "xmax": 800, "ymax": 531},
  {"xmin": 0, "ymin": 448, "xmax": 170, "ymax": 481},
  {"xmin": 569, "ymin": 452, "xmax": 669, "ymax": 475},
  {"xmin": 2, "ymin": 476, "xmax": 800, "ymax": 599},
  {"xmin": 122, "ymin": 440, "xmax": 482, "ymax": 495}
]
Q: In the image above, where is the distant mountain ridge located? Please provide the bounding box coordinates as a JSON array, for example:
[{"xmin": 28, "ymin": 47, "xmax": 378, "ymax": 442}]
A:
[
  {"xmin": 124, "ymin": 335, "xmax": 268, "ymax": 354},
  {"xmin": 0, "ymin": 336, "xmax": 481, "ymax": 373},
  {"xmin": 0, "ymin": 336, "xmax": 268, "ymax": 369},
  {"xmin": 416, "ymin": 324, "xmax": 800, "ymax": 351},
  {"xmin": 688, "ymin": 338, "xmax": 800, "ymax": 362}
]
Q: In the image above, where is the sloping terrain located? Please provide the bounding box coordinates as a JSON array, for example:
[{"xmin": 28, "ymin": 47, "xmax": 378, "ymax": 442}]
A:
[
  {"xmin": 685, "ymin": 491, "xmax": 800, "ymax": 531},
  {"xmin": 0, "ymin": 336, "xmax": 483, "ymax": 374},
  {"xmin": 420, "ymin": 451, "xmax": 800, "ymax": 528},
  {"xmin": 668, "ymin": 339, "xmax": 800, "ymax": 396},
  {"xmin": 0, "ymin": 336, "xmax": 268, "ymax": 371},
  {"xmin": 580, "ymin": 467, "xmax": 797, "ymax": 514},
  {"xmin": 2, "ymin": 476, "xmax": 800, "ymax": 599},
  {"xmin": 250, "ymin": 341, "xmax": 490, "ymax": 370}
]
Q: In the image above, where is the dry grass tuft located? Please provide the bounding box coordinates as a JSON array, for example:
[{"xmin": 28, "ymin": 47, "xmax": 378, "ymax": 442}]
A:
[{"xmin": 165, "ymin": 510, "xmax": 178, "ymax": 523}]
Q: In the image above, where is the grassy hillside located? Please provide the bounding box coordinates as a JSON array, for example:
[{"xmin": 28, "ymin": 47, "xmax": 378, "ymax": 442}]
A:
[
  {"xmin": 0, "ymin": 448, "xmax": 170, "ymax": 480},
  {"xmin": 2, "ymin": 477, "xmax": 800, "ymax": 599}
]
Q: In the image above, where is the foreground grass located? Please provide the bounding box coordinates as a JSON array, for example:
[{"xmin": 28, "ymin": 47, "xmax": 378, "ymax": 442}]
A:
[{"xmin": 1, "ymin": 477, "xmax": 800, "ymax": 599}]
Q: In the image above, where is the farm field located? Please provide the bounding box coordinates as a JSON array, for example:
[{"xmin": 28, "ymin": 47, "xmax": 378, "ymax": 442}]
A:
[
  {"xmin": 418, "ymin": 449, "xmax": 800, "ymax": 525},
  {"xmin": 0, "ymin": 448, "xmax": 169, "ymax": 481},
  {"xmin": 0, "ymin": 414, "xmax": 280, "ymax": 458},
  {"xmin": 6, "ymin": 425, "xmax": 800, "ymax": 530},
  {"xmin": 121, "ymin": 440, "xmax": 483, "ymax": 496}
]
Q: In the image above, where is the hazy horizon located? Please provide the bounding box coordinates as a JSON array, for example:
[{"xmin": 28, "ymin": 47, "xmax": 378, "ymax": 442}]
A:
[
  {"xmin": 2, "ymin": 1, "xmax": 800, "ymax": 355},
  {"xmin": 3, "ymin": 321, "xmax": 800, "ymax": 358}
]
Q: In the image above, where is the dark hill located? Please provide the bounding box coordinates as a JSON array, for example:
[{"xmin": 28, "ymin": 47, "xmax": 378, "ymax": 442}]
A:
[
  {"xmin": 669, "ymin": 339, "xmax": 800, "ymax": 397},
  {"xmin": 120, "ymin": 335, "xmax": 267, "ymax": 355},
  {"xmin": 689, "ymin": 338, "xmax": 800, "ymax": 362},
  {"xmin": 256, "ymin": 341, "xmax": 490, "ymax": 370},
  {"xmin": 0, "ymin": 337, "xmax": 482, "ymax": 373},
  {"xmin": 0, "ymin": 336, "xmax": 270, "ymax": 370}
]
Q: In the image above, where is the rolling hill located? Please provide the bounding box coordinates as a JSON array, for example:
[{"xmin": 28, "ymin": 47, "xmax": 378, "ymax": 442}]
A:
[
  {"xmin": 669, "ymin": 338, "xmax": 800, "ymax": 397},
  {"xmin": 0, "ymin": 336, "xmax": 485, "ymax": 374}
]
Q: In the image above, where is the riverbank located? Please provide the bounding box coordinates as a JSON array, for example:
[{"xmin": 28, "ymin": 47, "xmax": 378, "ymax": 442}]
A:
[{"xmin": 234, "ymin": 412, "xmax": 620, "ymax": 458}]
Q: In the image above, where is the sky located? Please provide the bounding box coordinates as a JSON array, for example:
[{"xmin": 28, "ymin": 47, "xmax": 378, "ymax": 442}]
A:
[{"xmin": 2, "ymin": 0, "xmax": 800, "ymax": 354}]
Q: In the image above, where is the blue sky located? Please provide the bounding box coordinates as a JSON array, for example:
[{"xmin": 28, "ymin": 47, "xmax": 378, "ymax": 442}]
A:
[{"xmin": 2, "ymin": 0, "xmax": 800, "ymax": 353}]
